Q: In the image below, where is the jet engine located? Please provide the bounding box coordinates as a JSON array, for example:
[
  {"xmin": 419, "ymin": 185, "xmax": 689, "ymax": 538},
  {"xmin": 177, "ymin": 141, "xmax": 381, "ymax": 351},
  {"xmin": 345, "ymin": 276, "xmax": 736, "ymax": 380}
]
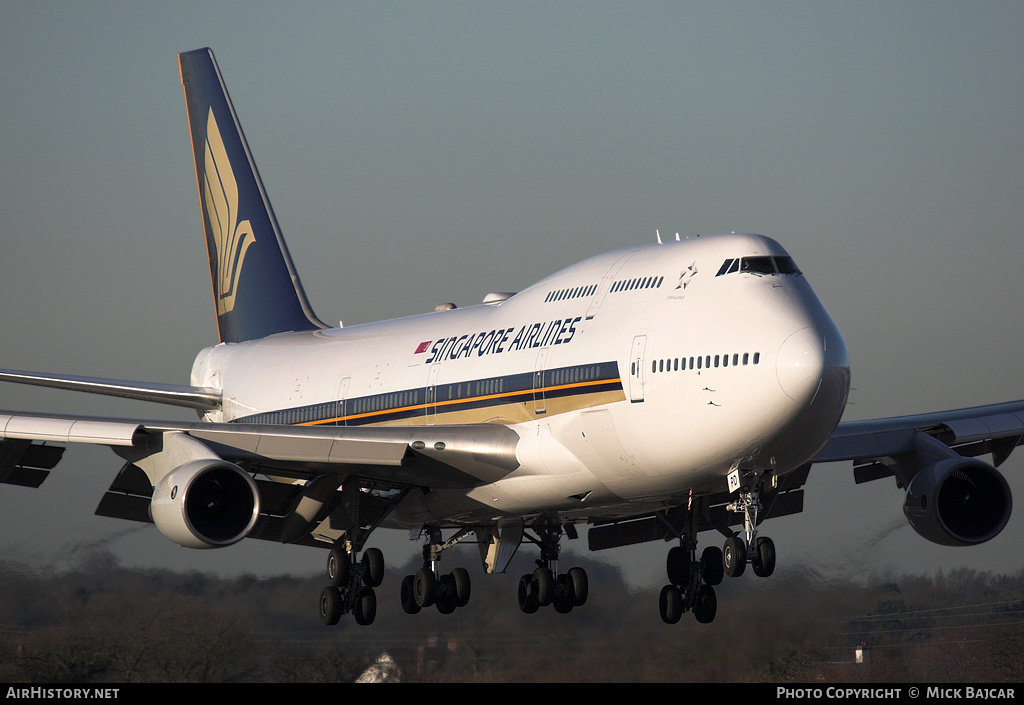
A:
[
  {"xmin": 150, "ymin": 459, "xmax": 260, "ymax": 549},
  {"xmin": 903, "ymin": 457, "xmax": 1012, "ymax": 546}
]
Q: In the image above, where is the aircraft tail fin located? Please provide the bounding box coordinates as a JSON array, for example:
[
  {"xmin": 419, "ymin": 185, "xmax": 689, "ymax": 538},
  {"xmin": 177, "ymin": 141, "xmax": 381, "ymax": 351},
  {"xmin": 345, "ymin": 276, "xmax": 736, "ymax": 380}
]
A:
[{"xmin": 178, "ymin": 48, "xmax": 327, "ymax": 344}]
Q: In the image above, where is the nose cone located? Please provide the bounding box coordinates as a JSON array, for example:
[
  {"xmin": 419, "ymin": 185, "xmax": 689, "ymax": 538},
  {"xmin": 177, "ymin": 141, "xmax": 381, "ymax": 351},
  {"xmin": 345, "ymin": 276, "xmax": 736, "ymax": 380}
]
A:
[{"xmin": 776, "ymin": 327, "xmax": 826, "ymax": 403}]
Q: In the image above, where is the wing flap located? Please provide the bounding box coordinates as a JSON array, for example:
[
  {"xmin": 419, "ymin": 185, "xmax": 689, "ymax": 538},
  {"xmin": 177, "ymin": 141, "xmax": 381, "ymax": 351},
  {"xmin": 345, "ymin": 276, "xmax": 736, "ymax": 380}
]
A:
[{"xmin": 0, "ymin": 413, "xmax": 141, "ymax": 446}]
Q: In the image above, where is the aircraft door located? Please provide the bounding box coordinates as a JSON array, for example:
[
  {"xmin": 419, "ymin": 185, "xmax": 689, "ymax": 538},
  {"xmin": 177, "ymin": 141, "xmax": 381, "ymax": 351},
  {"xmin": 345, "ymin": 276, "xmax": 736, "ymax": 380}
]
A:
[
  {"xmin": 629, "ymin": 335, "xmax": 646, "ymax": 402},
  {"xmin": 533, "ymin": 348, "xmax": 549, "ymax": 415},
  {"xmin": 336, "ymin": 376, "xmax": 351, "ymax": 425},
  {"xmin": 425, "ymin": 363, "xmax": 441, "ymax": 425},
  {"xmin": 585, "ymin": 250, "xmax": 639, "ymax": 320}
]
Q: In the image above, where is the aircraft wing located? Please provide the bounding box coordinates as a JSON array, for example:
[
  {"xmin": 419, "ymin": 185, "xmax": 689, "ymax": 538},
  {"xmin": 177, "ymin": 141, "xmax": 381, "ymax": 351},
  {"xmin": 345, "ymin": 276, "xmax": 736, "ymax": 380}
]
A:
[
  {"xmin": 0, "ymin": 410, "xmax": 521, "ymax": 489},
  {"xmin": 0, "ymin": 410, "xmax": 522, "ymax": 547},
  {"xmin": 0, "ymin": 368, "xmax": 221, "ymax": 411},
  {"xmin": 812, "ymin": 399, "xmax": 1024, "ymax": 483}
]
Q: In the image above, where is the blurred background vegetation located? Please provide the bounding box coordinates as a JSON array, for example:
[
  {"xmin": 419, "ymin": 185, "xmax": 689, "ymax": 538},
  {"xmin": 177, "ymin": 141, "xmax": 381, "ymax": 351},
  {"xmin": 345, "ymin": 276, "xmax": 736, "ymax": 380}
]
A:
[{"xmin": 1, "ymin": 549, "xmax": 1022, "ymax": 683}]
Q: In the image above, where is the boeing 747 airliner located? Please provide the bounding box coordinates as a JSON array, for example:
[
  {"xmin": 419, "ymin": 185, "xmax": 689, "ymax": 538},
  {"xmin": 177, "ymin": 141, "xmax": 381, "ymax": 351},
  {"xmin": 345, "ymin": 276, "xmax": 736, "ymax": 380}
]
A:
[{"xmin": 0, "ymin": 49, "xmax": 1015, "ymax": 626}]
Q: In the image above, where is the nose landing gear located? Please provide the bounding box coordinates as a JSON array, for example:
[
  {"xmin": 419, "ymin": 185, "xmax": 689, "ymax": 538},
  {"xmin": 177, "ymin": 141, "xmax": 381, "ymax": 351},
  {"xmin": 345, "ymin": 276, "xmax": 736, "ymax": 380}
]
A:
[{"xmin": 723, "ymin": 473, "xmax": 776, "ymax": 579}]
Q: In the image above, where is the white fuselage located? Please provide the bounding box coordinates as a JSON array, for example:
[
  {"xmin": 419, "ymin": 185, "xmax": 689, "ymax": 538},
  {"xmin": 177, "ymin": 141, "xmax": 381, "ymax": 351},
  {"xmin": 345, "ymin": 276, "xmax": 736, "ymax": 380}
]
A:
[{"xmin": 190, "ymin": 233, "xmax": 851, "ymax": 525}]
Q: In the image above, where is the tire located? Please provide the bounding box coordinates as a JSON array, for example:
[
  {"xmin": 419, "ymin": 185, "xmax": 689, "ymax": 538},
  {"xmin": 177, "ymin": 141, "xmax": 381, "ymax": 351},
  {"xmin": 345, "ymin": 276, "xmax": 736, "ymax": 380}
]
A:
[
  {"xmin": 319, "ymin": 585, "xmax": 343, "ymax": 626},
  {"xmin": 518, "ymin": 574, "xmax": 539, "ymax": 614},
  {"xmin": 753, "ymin": 536, "xmax": 776, "ymax": 578},
  {"xmin": 554, "ymin": 596, "xmax": 574, "ymax": 614},
  {"xmin": 436, "ymin": 595, "xmax": 456, "ymax": 614},
  {"xmin": 666, "ymin": 546, "xmax": 690, "ymax": 587},
  {"xmin": 361, "ymin": 548, "xmax": 384, "ymax": 588},
  {"xmin": 568, "ymin": 566, "xmax": 589, "ymax": 606},
  {"xmin": 414, "ymin": 567, "xmax": 436, "ymax": 608},
  {"xmin": 693, "ymin": 584, "xmax": 717, "ymax": 624},
  {"xmin": 532, "ymin": 567, "xmax": 553, "ymax": 606},
  {"xmin": 400, "ymin": 574, "xmax": 421, "ymax": 614},
  {"xmin": 327, "ymin": 547, "xmax": 349, "ymax": 588},
  {"xmin": 723, "ymin": 536, "xmax": 746, "ymax": 578},
  {"xmin": 353, "ymin": 587, "xmax": 376, "ymax": 626},
  {"xmin": 451, "ymin": 567, "xmax": 471, "ymax": 607},
  {"xmin": 659, "ymin": 584, "xmax": 683, "ymax": 624},
  {"xmin": 701, "ymin": 545, "xmax": 724, "ymax": 586}
]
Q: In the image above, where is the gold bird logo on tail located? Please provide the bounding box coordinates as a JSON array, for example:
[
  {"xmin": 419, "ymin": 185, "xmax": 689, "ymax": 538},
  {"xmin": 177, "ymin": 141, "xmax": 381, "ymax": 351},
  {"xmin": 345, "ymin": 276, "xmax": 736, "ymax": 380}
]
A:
[{"xmin": 203, "ymin": 108, "xmax": 255, "ymax": 315}]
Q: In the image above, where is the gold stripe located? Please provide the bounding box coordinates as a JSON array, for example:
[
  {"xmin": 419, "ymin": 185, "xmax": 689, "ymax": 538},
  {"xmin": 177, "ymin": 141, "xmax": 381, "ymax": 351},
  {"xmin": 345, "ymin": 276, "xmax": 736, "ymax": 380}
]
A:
[{"xmin": 297, "ymin": 378, "xmax": 624, "ymax": 427}]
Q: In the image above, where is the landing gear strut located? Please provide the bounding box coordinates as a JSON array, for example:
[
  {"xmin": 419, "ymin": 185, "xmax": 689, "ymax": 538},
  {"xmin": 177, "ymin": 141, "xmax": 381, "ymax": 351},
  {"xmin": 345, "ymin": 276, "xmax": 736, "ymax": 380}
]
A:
[{"xmin": 517, "ymin": 524, "xmax": 588, "ymax": 615}]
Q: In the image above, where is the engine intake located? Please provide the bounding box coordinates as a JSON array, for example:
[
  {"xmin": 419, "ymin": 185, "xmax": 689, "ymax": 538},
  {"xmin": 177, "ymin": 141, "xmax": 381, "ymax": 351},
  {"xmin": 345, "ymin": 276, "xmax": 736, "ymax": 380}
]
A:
[
  {"xmin": 904, "ymin": 457, "xmax": 1012, "ymax": 546},
  {"xmin": 150, "ymin": 460, "xmax": 260, "ymax": 549}
]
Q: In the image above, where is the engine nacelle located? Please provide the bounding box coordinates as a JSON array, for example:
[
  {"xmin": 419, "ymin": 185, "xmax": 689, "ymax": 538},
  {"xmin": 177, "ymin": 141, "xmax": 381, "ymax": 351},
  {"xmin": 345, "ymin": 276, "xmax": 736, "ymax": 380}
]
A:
[
  {"xmin": 150, "ymin": 460, "xmax": 260, "ymax": 549},
  {"xmin": 903, "ymin": 457, "xmax": 1012, "ymax": 546}
]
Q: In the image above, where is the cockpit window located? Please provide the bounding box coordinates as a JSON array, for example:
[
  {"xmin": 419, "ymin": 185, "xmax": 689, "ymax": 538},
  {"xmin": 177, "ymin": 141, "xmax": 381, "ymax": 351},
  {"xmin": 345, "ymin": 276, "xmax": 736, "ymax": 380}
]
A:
[
  {"xmin": 740, "ymin": 256, "xmax": 776, "ymax": 275},
  {"xmin": 715, "ymin": 255, "xmax": 802, "ymax": 277},
  {"xmin": 774, "ymin": 256, "xmax": 801, "ymax": 275}
]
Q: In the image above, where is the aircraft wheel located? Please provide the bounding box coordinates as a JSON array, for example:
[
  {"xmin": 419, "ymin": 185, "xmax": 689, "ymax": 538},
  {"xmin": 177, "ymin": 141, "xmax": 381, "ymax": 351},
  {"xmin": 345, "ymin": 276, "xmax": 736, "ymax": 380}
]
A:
[
  {"xmin": 693, "ymin": 583, "xmax": 717, "ymax": 624},
  {"xmin": 532, "ymin": 567, "xmax": 554, "ymax": 606},
  {"xmin": 451, "ymin": 567, "xmax": 471, "ymax": 607},
  {"xmin": 414, "ymin": 568, "xmax": 436, "ymax": 608},
  {"xmin": 518, "ymin": 574, "xmax": 539, "ymax": 614},
  {"xmin": 327, "ymin": 547, "xmax": 349, "ymax": 588},
  {"xmin": 659, "ymin": 584, "xmax": 683, "ymax": 624},
  {"xmin": 361, "ymin": 548, "xmax": 385, "ymax": 588},
  {"xmin": 319, "ymin": 585, "xmax": 343, "ymax": 626},
  {"xmin": 752, "ymin": 537, "xmax": 776, "ymax": 578},
  {"xmin": 666, "ymin": 546, "xmax": 690, "ymax": 587},
  {"xmin": 723, "ymin": 536, "xmax": 746, "ymax": 578},
  {"xmin": 701, "ymin": 545, "xmax": 724, "ymax": 586},
  {"xmin": 353, "ymin": 587, "xmax": 376, "ymax": 626},
  {"xmin": 400, "ymin": 574, "xmax": 421, "ymax": 614},
  {"xmin": 554, "ymin": 596, "xmax": 574, "ymax": 614},
  {"xmin": 568, "ymin": 566, "xmax": 589, "ymax": 606},
  {"xmin": 436, "ymin": 595, "xmax": 456, "ymax": 614}
]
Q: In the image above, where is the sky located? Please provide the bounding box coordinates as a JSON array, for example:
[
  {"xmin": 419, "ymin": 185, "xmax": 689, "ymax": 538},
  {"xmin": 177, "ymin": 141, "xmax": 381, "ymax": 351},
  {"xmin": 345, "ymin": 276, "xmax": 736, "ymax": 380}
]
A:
[{"xmin": 1, "ymin": 1, "xmax": 1024, "ymax": 597}]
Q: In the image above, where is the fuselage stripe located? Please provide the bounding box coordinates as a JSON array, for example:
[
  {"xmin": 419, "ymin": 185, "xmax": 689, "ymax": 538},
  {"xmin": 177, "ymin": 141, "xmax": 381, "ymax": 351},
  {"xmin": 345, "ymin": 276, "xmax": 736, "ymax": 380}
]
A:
[{"xmin": 232, "ymin": 361, "xmax": 623, "ymax": 427}]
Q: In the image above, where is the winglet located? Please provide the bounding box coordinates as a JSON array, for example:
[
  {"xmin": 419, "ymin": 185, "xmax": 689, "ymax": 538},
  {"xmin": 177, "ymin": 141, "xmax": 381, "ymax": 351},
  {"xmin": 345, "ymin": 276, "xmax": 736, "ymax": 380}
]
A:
[{"xmin": 178, "ymin": 48, "xmax": 327, "ymax": 343}]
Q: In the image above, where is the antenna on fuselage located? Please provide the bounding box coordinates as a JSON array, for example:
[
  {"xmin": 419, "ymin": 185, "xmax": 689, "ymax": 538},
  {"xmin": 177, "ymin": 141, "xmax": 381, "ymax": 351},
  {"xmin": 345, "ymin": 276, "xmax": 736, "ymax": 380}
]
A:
[{"xmin": 656, "ymin": 230, "xmax": 663, "ymax": 244}]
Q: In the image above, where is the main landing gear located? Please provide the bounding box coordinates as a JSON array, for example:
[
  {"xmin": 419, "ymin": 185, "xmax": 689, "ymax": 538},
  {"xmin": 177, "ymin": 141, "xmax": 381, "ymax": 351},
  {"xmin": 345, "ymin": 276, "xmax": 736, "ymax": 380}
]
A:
[
  {"xmin": 319, "ymin": 543, "xmax": 384, "ymax": 626},
  {"xmin": 658, "ymin": 512, "xmax": 722, "ymax": 625},
  {"xmin": 517, "ymin": 525, "xmax": 588, "ymax": 615},
  {"xmin": 400, "ymin": 527, "xmax": 475, "ymax": 615}
]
